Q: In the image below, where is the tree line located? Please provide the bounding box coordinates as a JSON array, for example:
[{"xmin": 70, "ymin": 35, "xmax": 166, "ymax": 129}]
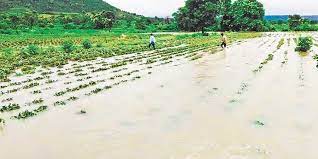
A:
[
  {"xmin": 173, "ymin": 0, "xmax": 318, "ymax": 33},
  {"xmin": 0, "ymin": 8, "xmax": 177, "ymax": 34},
  {"xmin": 1, "ymin": 1, "xmax": 318, "ymax": 34}
]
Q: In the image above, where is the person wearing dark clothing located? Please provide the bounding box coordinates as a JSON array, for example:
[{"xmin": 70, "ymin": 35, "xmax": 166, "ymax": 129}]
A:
[{"xmin": 221, "ymin": 33, "xmax": 228, "ymax": 48}]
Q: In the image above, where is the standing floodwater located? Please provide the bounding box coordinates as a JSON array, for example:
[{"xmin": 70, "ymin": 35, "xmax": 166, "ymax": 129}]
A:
[{"xmin": 1, "ymin": 32, "xmax": 318, "ymax": 159}]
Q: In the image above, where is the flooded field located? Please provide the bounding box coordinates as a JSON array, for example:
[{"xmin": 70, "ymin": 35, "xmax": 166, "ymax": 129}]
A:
[{"xmin": 1, "ymin": 32, "xmax": 318, "ymax": 159}]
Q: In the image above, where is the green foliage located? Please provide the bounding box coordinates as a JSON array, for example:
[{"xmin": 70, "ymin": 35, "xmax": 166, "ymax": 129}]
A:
[
  {"xmin": 2, "ymin": 48, "xmax": 14, "ymax": 59},
  {"xmin": 0, "ymin": 0, "xmax": 117, "ymax": 13},
  {"xmin": 0, "ymin": 2, "xmax": 174, "ymax": 33},
  {"xmin": 0, "ymin": 118, "xmax": 5, "ymax": 125},
  {"xmin": 0, "ymin": 103, "xmax": 20, "ymax": 113},
  {"xmin": 62, "ymin": 40, "xmax": 75, "ymax": 53},
  {"xmin": 227, "ymin": 0, "xmax": 265, "ymax": 31},
  {"xmin": 174, "ymin": 0, "xmax": 265, "ymax": 32},
  {"xmin": 173, "ymin": 0, "xmax": 220, "ymax": 33},
  {"xmin": 13, "ymin": 110, "xmax": 36, "ymax": 119},
  {"xmin": 27, "ymin": 44, "xmax": 40, "ymax": 55},
  {"xmin": 20, "ymin": 44, "xmax": 40, "ymax": 57},
  {"xmin": 0, "ymin": 32, "xmax": 260, "ymax": 80},
  {"xmin": 93, "ymin": 11, "xmax": 116, "ymax": 31},
  {"xmin": 295, "ymin": 37, "xmax": 313, "ymax": 52},
  {"xmin": 277, "ymin": 38, "xmax": 284, "ymax": 49},
  {"xmin": 288, "ymin": 15, "xmax": 303, "ymax": 31},
  {"xmin": 82, "ymin": 39, "xmax": 93, "ymax": 49}
]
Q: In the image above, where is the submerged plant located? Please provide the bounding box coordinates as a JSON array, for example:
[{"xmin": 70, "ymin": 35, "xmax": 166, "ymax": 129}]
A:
[
  {"xmin": 254, "ymin": 120, "xmax": 265, "ymax": 126},
  {"xmin": 0, "ymin": 118, "xmax": 5, "ymax": 125},
  {"xmin": 277, "ymin": 38, "xmax": 284, "ymax": 49},
  {"xmin": 12, "ymin": 110, "xmax": 36, "ymax": 120},
  {"xmin": 34, "ymin": 106, "xmax": 48, "ymax": 113},
  {"xmin": 54, "ymin": 101, "xmax": 66, "ymax": 106},
  {"xmin": 67, "ymin": 96, "xmax": 79, "ymax": 101},
  {"xmin": 32, "ymin": 98, "xmax": 44, "ymax": 105},
  {"xmin": 0, "ymin": 103, "xmax": 20, "ymax": 113},
  {"xmin": 23, "ymin": 82, "xmax": 40, "ymax": 89},
  {"xmin": 1, "ymin": 98, "xmax": 13, "ymax": 103},
  {"xmin": 79, "ymin": 110, "xmax": 86, "ymax": 114}
]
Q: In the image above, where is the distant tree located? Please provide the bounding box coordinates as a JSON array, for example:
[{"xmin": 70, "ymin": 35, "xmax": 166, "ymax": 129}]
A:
[
  {"xmin": 288, "ymin": 14, "xmax": 303, "ymax": 31},
  {"xmin": 9, "ymin": 14, "xmax": 20, "ymax": 29},
  {"xmin": 227, "ymin": 0, "xmax": 265, "ymax": 31},
  {"xmin": 93, "ymin": 11, "xmax": 116, "ymax": 31},
  {"xmin": 103, "ymin": 11, "xmax": 115, "ymax": 31},
  {"xmin": 25, "ymin": 11, "xmax": 38, "ymax": 28},
  {"xmin": 173, "ymin": 0, "xmax": 220, "ymax": 33},
  {"xmin": 135, "ymin": 18, "xmax": 148, "ymax": 30},
  {"xmin": 219, "ymin": 0, "xmax": 232, "ymax": 31}
]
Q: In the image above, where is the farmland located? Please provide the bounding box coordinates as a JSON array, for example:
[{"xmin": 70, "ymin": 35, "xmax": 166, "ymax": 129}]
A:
[
  {"xmin": 0, "ymin": 32, "xmax": 259, "ymax": 123},
  {"xmin": 2, "ymin": 31, "xmax": 318, "ymax": 158}
]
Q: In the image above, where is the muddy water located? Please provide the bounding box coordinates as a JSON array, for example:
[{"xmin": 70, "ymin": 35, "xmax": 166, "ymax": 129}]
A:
[{"xmin": 1, "ymin": 33, "xmax": 318, "ymax": 159}]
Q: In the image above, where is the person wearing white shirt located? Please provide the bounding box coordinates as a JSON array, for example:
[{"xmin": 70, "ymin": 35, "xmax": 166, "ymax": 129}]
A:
[{"xmin": 149, "ymin": 33, "xmax": 156, "ymax": 50}]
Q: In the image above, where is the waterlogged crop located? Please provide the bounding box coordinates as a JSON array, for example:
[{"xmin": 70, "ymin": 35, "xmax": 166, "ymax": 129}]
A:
[
  {"xmin": 0, "ymin": 32, "xmax": 260, "ymax": 80},
  {"xmin": 54, "ymin": 101, "xmax": 67, "ymax": 106},
  {"xmin": 253, "ymin": 54, "xmax": 274, "ymax": 73},
  {"xmin": 23, "ymin": 82, "xmax": 40, "ymax": 89},
  {"xmin": 67, "ymin": 96, "xmax": 79, "ymax": 101},
  {"xmin": 295, "ymin": 37, "xmax": 313, "ymax": 52},
  {"xmin": 277, "ymin": 38, "xmax": 284, "ymax": 49},
  {"xmin": 0, "ymin": 32, "xmax": 262, "ymax": 126},
  {"xmin": 0, "ymin": 103, "xmax": 20, "ymax": 113},
  {"xmin": 13, "ymin": 110, "xmax": 36, "ymax": 120},
  {"xmin": 32, "ymin": 98, "xmax": 44, "ymax": 105},
  {"xmin": 0, "ymin": 118, "xmax": 5, "ymax": 125}
]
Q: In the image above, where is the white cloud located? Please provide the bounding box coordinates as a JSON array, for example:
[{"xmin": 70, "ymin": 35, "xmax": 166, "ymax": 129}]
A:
[
  {"xmin": 105, "ymin": 0, "xmax": 318, "ymax": 17},
  {"xmin": 105, "ymin": 0, "xmax": 184, "ymax": 17}
]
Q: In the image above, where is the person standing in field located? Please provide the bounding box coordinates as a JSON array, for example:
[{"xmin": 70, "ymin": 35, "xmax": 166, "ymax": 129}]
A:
[
  {"xmin": 149, "ymin": 33, "xmax": 156, "ymax": 50},
  {"xmin": 221, "ymin": 33, "xmax": 227, "ymax": 48}
]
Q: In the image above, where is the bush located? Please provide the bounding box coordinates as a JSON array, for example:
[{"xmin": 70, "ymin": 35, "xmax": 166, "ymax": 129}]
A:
[
  {"xmin": 295, "ymin": 37, "xmax": 313, "ymax": 52},
  {"xmin": 27, "ymin": 45, "xmax": 40, "ymax": 55},
  {"xmin": 62, "ymin": 41, "xmax": 74, "ymax": 53},
  {"xmin": 82, "ymin": 39, "xmax": 92, "ymax": 49},
  {"xmin": 20, "ymin": 45, "xmax": 40, "ymax": 57}
]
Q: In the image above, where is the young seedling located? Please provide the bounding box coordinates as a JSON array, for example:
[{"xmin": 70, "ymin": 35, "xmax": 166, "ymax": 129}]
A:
[
  {"xmin": 254, "ymin": 120, "xmax": 265, "ymax": 126},
  {"xmin": 32, "ymin": 98, "xmax": 44, "ymax": 105},
  {"xmin": 12, "ymin": 110, "xmax": 37, "ymax": 120},
  {"xmin": 67, "ymin": 96, "xmax": 79, "ymax": 101},
  {"xmin": 54, "ymin": 101, "xmax": 67, "ymax": 106},
  {"xmin": 79, "ymin": 110, "xmax": 86, "ymax": 114},
  {"xmin": 0, "ymin": 103, "xmax": 20, "ymax": 112},
  {"xmin": 34, "ymin": 106, "xmax": 48, "ymax": 113},
  {"xmin": 0, "ymin": 118, "xmax": 5, "ymax": 125}
]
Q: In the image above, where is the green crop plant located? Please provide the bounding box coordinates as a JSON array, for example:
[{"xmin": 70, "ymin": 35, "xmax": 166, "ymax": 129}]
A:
[
  {"xmin": 54, "ymin": 101, "xmax": 67, "ymax": 106},
  {"xmin": 82, "ymin": 39, "xmax": 93, "ymax": 49},
  {"xmin": 295, "ymin": 36, "xmax": 313, "ymax": 52},
  {"xmin": 34, "ymin": 106, "xmax": 48, "ymax": 113},
  {"xmin": 62, "ymin": 40, "xmax": 75, "ymax": 53},
  {"xmin": 67, "ymin": 96, "xmax": 79, "ymax": 101},
  {"xmin": 0, "ymin": 118, "xmax": 5, "ymax": 125},
  {"xmin": 0, "ymin": 103, "xmax": 20, "ymax": 113},
  {"xmin": 277, "ymin": 38, "xmax": 284, "ymax": 49},
  {"xmin": 32, "ymin": 98, "xmax": 44, "ymax": 105},
  {"xmin": 12, "ymin": 110, "xmax": 37, "ymax": 120}
]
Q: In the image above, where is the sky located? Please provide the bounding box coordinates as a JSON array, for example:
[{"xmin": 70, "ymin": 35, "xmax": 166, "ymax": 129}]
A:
[{"xmin": 105, "ymin": 0, "xmax": 318, "ymax": 17}]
